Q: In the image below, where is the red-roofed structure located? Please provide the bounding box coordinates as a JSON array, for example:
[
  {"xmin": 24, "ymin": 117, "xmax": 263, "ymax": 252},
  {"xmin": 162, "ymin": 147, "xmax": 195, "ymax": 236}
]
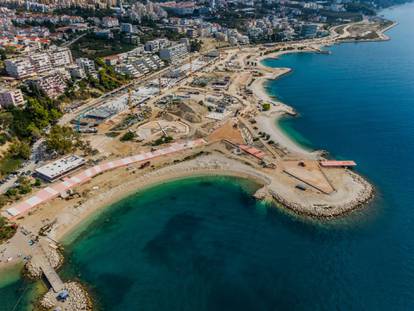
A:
[
  {"xmin": 320, "ymin": 160, "xmax": 356, "ymax": 167},
  {"xmin": 238, "ymin": 145, "xmax": 266, "ymax": 159}
]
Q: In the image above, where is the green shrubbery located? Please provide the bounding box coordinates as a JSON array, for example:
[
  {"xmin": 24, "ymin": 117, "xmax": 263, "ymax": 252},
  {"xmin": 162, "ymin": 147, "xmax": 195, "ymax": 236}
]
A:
[
  {"xmin": 262, "ymin": 103, "xmax": 271, "ymax": 111},
  {"xmin": 0, "ymin": 216, "xmax": 16, "ymax": 242},
  {"xmin": 120, "ymin": 131, "xmax": 136, "ymax": 141},
  {"xmin": 152, "ymin": 136, "xmax": 173, "ymax": 146}
]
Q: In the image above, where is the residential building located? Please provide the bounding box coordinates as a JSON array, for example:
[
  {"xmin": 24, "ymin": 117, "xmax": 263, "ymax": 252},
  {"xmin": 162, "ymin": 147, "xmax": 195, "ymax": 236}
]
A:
[
  {"xmin": 120, "ymin": 22, "xmax": 135, "ymax": 33},
  {"xmin": 115, "ymin": 64, "xmax": 142, "ymax": 78},
  {"xmin": 144, "ymin": 38, "xmax": 169, "ymax": 52},
  {"xmin": 0, "ymin": 89, "xmax": 25, "ymax": 107},
  {"xmin": 29, "ymin": 71, "xmax": 66, "ymax": 98},
  {"xmin": 49, "ymin": 47, "xmax": 73, "ymax": 67},
  {"xmin": 94, "ymin": 29, "xmax": 114, "ymax": 39},
  {"xmin": 159, "ymin": 43, "xmax": 188, "ymax": 62},
  {"xmin": 102, "ymin": 16, "xmax": 119, "ymax": 28},
  {"xmin": 76, "ymin": 58, "xmax": 97, "ymax": 77},
  {"xmin": 68, "ymin": 65, "xmax": 86, "ymax": 79},
  {"xmin": 4, "ymin": 58, "xmax": 35, "ymax": 79},
  {"xmin": 29, "ymin": 52, "xmax": 52, "ymax": 73}
]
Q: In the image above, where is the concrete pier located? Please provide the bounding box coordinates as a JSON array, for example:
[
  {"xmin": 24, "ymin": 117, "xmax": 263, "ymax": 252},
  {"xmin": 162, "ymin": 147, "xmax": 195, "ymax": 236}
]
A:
[{"xmin": 32, "ymin": 244, "xmax": 64, "ymax": 292}]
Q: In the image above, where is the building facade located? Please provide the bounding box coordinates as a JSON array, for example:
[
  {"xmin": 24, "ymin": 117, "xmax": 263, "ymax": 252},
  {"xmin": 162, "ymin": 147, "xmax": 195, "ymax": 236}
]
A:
[
  {"xmin": 0, "ymin": 89, "xmax": 25, "ymax": 107},
  {"xmin": 159, "ymin": 43, "xmax": 188, "ymax": 62}
]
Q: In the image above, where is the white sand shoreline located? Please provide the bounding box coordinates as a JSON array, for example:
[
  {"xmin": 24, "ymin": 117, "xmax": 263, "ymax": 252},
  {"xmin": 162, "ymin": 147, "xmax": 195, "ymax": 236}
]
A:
[
  {"xmin": 59, "ymin": 167, "xmax": 267, "ymax": 245},
  {"xmin": 251, "ymin": 20, "xmax": 396, "ymax": 158},
  {"xmin": 251, "ymin": 50, "xmax": 318, "ymax": 157}
]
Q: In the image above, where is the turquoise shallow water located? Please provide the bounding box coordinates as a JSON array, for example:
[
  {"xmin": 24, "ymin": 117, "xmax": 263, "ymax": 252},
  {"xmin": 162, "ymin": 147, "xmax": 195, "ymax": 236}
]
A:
[{"xmin": 3, "ymin": 3, "xmax": 414, "ymax": 310}]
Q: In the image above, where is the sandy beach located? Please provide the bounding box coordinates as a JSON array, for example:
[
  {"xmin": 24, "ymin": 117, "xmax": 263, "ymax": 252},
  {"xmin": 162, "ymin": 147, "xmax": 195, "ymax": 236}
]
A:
[{"xmin": 249, "ymin": 51, "xmax": 318, "ymax": 157}]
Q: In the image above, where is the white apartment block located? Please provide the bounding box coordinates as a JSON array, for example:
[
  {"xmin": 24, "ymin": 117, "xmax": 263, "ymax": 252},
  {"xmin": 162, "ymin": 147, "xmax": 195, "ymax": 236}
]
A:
[
  {"xmin": 102, "ymin": 16, "xmax": 119, "ymax": 28},
  {"xmin": 159, "ymin": 43, "xmax": 188, "ymax": 62},
  {"xmin": 5, "ymin": 48, "xmax": 73, "ymax": 79},
  {"xmin": 116, "ymin": 64, "xmax": 142, "ymax": 78},
  {"xmin": 144, "ymin": 38, "xmax": 169, "ymax": 52},
  {"xmin": 0, "ymin": 89, "xmax": 25, "ymax": 107},
  {"xmin": 132, "ymin": 60, "xmax": 150, "ymax": 75},
  {"xmin": 5, "ymin": 58, "xmax": 35, "ymax": 79},
  {"xmin": 29, "ymin": 52, "xmax": 52, "ymax": 74},
  {"xmin": 76, "ymin": 58, "xmax": 97, "ymax": 77},
  {"xmin": 49, "ymin": 47, "xmax": 73, "ymax": 67}
]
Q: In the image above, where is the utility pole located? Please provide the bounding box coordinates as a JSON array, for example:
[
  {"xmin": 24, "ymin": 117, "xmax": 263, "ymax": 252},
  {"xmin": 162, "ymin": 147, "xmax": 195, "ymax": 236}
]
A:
[{"xmin": 158, "ymin": 74, "xmax": 162, "ymax": 96}]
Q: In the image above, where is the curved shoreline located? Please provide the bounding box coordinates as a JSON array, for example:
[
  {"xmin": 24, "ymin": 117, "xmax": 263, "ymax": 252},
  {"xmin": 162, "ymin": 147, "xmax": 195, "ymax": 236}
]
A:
[
  {"xmin": 58, "ymin": 153, "xmax": 373, "ymax": 247},
  {"xmin": 0, "ymin": 17, "xmax": 396, "ymax": 309},
  {"xmin": 60, "ymin": 160, "xmax": 271, "ymax": 244},
  {"xmin": 252, "ymin": 20, "xmax": 398, "ymax": 158}
]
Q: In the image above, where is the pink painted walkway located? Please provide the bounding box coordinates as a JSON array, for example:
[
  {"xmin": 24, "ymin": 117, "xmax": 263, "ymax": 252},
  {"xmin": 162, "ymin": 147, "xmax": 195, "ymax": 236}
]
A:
[{"xmin": 5, "ymin": 139, "xmax": 206, "ymax": 218}]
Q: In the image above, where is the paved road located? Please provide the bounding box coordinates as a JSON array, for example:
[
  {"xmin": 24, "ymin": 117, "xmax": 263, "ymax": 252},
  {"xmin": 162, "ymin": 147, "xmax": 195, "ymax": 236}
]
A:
[
  {"xmin": 61, "ymin": 32, "xmax": 87, "ymax": 48},
  {"xmin": 0, "ymin": 139, "xmax": 44, "ymax": 194}
]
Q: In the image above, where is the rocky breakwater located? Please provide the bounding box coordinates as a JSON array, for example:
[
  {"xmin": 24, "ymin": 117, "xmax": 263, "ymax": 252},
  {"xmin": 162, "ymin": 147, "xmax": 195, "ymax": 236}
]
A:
[
  {"xmin": 23, "ymin": 241, "xmax": 93, "ymax": 311},
  {"xmin": 253, "ymin": 186, "xmax": 273, "ymax": 203},
  {"xmin": 24, "ymin": 243, "xmax": 63, "ymax": 279},
  {"xmin": 268, "ymin": 168, "xmax": 374, "ymax": 218},
  {"xmin": 39, "ymin": 281, "xmax": 93, "ymax": 311}
]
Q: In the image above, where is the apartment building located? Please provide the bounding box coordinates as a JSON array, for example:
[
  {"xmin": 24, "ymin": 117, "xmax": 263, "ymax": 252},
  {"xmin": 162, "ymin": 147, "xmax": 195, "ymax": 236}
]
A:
[
  {"xmin": 102, "ymin": 16, "xmax": 119, "ymax": 28},
  {"xmin": 0, "ymin": 89, "xmax": 25, "ymax": 107},
  {"xmin": 4, "ymin": 58, "xmax": 35, "ymax": 79},
  {"xmin": 49, "ymin": 47, "xmax": 73, "ymax": 67},
  {"xmin": 76, "ymin": 58, "xmax": 98, "ymax": 77},
  {"xmin": 68, "ymin": 65, "xmax": 86, "ymax": 79},
  {"xmin": 144, "ymin": 38, "xmax": 169, "ymax": 52},
  {"xmin": 115, "ymin": 64, "xmax": 142, "ymax": 78},
  {"xmin": 159, "ymin": 43, "xmax": 188, "ymax": 62},
  {"xmin": 28, "ymin": 71, "xmax": 66, "ymax": 98},
  {"xmin": 131, "ymin": 60, "xmax": 150, "ymax": 75},
  {"xmin": 29, "ymin": 52, "xmax": 52, "ymax": 73}
]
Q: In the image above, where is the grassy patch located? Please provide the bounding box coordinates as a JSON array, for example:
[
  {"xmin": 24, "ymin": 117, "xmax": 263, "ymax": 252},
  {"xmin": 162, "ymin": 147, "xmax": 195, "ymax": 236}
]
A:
[
  {"xmin": 0, "ymin": 156, "xmax": 21, "ymax": 176},
  {"xmin": 0, "ymin": 216, "xmax": 16, "ymax": 242},
  {"xmin": 71, "ymin": 33, "xmax": 136, "ymax": 59}
]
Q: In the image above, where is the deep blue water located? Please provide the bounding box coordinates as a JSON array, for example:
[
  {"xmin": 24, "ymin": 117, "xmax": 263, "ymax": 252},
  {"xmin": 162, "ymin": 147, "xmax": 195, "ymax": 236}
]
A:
[{"xmin": 2, "ymin": 3, "xmax": 414, "ymax": 310}]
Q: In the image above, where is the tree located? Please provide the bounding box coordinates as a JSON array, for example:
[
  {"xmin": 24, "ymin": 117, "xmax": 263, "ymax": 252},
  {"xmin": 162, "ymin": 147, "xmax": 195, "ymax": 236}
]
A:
[
  {"xmin": 0, "ymin": 215, "xmax": 16, "ymax": 242},
  {"xmin": 0, "ymin": 49, "xmax": 6, "ymax": 61},
  {"xmin": 262, "ymin": 103, "xmax": 271, "ymax": 111},
  {"xmin": 120, "ymin": 131, "xmax": 135, "ymax": 141},
  {"xmin": 17, "ymin": 176, "xmax": 32, "ymax": 194},
  {"xmin": 46, "ymin": 125, "xmax": 80, "ymax": 155},
  {"xmin": 190, "ymin": 39, "xmax": 202, "ymax": 52},
  {"xmin": 8, "ymin": 139, "xmax": 31, "ymax": 160}
]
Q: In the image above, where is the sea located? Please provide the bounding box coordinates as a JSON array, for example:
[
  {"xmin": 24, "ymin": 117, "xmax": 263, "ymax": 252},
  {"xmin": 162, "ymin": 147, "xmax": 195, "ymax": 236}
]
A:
[{"xmin": 2, "ymin": 3, "xmax": 414, "ymax": 310}]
